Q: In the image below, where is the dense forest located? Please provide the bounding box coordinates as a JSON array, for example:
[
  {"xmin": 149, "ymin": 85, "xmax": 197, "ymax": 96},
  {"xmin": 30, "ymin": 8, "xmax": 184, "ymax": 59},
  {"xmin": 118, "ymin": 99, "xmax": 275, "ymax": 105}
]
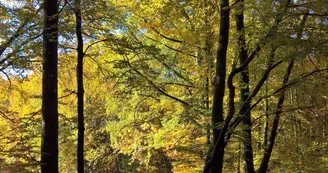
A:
[{"xmin": 0, "ymin": 0, "xmax": 327, "ymax": 172}]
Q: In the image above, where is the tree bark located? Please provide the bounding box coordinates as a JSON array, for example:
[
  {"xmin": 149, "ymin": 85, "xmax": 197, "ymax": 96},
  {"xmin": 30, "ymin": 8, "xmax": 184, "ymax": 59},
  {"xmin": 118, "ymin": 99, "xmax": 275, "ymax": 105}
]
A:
[
  {"xmin": 235, "ymin": 1, "xmax": 255, "ymax": 172},
  {"xmin": 211, "ymin": 0, "xmax": 229, "ymax": 146},
  {"xmin": 41, "ymin": 0, "xmax": 59, "ymax": 172},
  {"xmin": 204, "ymin": 0, "xmax": 230, "ymax": 172},
  {"xmin": 75, "ymin": 0, "xmax": 85, "ymax": 172}
]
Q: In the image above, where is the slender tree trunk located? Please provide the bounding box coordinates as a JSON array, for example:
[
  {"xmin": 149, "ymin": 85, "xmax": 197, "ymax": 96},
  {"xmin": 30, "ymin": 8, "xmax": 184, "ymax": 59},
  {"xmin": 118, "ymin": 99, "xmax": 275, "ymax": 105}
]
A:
[
  {"xmin": 75, "ymin": 0, "xmax": 85, "ymax": 172},
  {"xmin": 205, "ymin": 40, "xmax": 212, "ymax": 146},
  {"xmin": 291, "ymin": 90, "xmax": 299, "ymax": 149},
  {"xmin": 258, "ymin": 12, "xmax": 308, "ymax": 173},
  {"xmin": 238, "ymin": 142, "xmax": 241, "ymax": 173},
  {"xmin": 263, "ymin": 84, "xmax": 269, "ymax": 148},
  {"xmin": 291, "ymin": 89, "xmax": 301, "ymax": 171},
  {"xmin": 323, "ymin": 104, "xmax": 326, "ymax": 142},
  {"xmin": 204, "ymin": 0, "xmax": 214, "ymax": 146},
  {"xmin": 323, "ymin": 99, "xmax": 327, "ymax": 143},
  {"xmin": 235, "ymin": 1, "xmax": 255, "ymax": 172},
  {"xmin": 204, "ymin": 0, "xmax": 230, "ymax": 172},
  {"xmin": 204, "ymin": 1, "xmax": 291, "ymax": 172},
  {"xmin": 41, "ymin": 0, "xmax": 59, "ymax": 172},
  {"xmin": 257, "ymin": 60, "xmax": 294, "ymax": 173},
  {"xmin": 257, "ymin": 120, "xmax": 262, "ymax": 150}
]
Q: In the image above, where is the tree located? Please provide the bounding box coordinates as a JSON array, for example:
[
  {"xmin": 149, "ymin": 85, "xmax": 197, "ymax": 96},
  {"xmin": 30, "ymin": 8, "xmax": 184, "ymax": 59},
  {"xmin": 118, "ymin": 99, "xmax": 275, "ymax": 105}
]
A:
[
  {"xmin": 0, "ymin": 1, "xmax": 43, "ymax": 76},
  {"xmin": 258, "ymin": 11, "xmax": 309, "ymax": 173},
  {"xmin": 235, "ymin": 1, "xmax": 254, "ymax": 172},
  {"xmin": 0, "ymin": 0, "xmax": 328, "ymax": 172},
  {"xmin": 74, "ymin": 0, "xmax": 85, "ymax": 172},
  {"xmin": 41, "ymin": 0, "xmax": 59, "ymax": 172},
  {"xmin": 203, "ymin": 0, "xmax": 230, "ymax": 172},
  {"xmin": 204, "ymin": 0, "xmax": 327, "ymax": 172}
]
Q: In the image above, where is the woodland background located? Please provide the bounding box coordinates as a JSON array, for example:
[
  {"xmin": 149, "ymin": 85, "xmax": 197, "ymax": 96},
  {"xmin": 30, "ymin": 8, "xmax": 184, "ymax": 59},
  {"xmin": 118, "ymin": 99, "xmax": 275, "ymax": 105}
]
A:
[{"xmin": 0, "ymin": 0, "xmax": 327, "ymax": 172}]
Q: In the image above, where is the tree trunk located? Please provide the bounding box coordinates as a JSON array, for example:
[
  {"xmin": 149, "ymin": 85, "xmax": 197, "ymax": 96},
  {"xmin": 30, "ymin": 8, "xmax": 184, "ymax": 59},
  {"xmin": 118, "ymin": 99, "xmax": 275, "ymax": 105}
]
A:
[
  {"xmin": 211, "ymin": 0, "xmax": 229, "ymax": 148},
  {"xmin": 41, "ymin": 0, "xmax": 59, "ymax": 172},
  {"xmin": 204, "ymin": 0, "xmax": 230, "ymax": 172},
  {"xmin": 258, "ymin": 12, "xmax": 308, "ymax": 173},
  {"xmin": 263, "ymin": 84, "xmax": 269, "ymax": 148},
  {"xmin": 237, "ymin": 142, "xmax": 241, "ymax": 173},
  {"xmin": 235, "ymin": 1, "xmax": 255, "ymax": 173},
  {"xmin": 75, "ymin": 0, "xmax": 85, "ymax": 172},
  {"xmin": 257, "ymin": 60, "xmax": 294, "ymax": 173},
  {"xmin": 204, "ymin": 0, "xmax": 214, "ymax": 147}
]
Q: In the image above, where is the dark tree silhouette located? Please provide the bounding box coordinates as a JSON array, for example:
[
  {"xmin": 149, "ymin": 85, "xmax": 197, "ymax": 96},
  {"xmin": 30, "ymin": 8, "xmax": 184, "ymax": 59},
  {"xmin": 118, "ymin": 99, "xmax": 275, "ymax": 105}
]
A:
[{"xmin": 41, "ymin": 0, "xmax": 59, "ymax": 172}]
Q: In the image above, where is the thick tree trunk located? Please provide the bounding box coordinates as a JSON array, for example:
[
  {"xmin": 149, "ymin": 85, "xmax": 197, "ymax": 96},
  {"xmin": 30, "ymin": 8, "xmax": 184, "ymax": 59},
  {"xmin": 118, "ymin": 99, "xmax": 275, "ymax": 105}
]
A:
[
  {"xmin": 211, "ymin": 0, "xmax": 229, "ymax": 147},
  {"xmin": 235, "ymin": 1, "xmax": 255, "ymax": 173},
  {"xmin": 204, "ymin": 0, "xmax": 230, "ymax": 172},
  {"xmin": 75, "ymin": 0, "xmax": 85, "ymax": 172},
  {"xmin": 41, "ymin": 0, "xmax": 59, "ymax": 172}
]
